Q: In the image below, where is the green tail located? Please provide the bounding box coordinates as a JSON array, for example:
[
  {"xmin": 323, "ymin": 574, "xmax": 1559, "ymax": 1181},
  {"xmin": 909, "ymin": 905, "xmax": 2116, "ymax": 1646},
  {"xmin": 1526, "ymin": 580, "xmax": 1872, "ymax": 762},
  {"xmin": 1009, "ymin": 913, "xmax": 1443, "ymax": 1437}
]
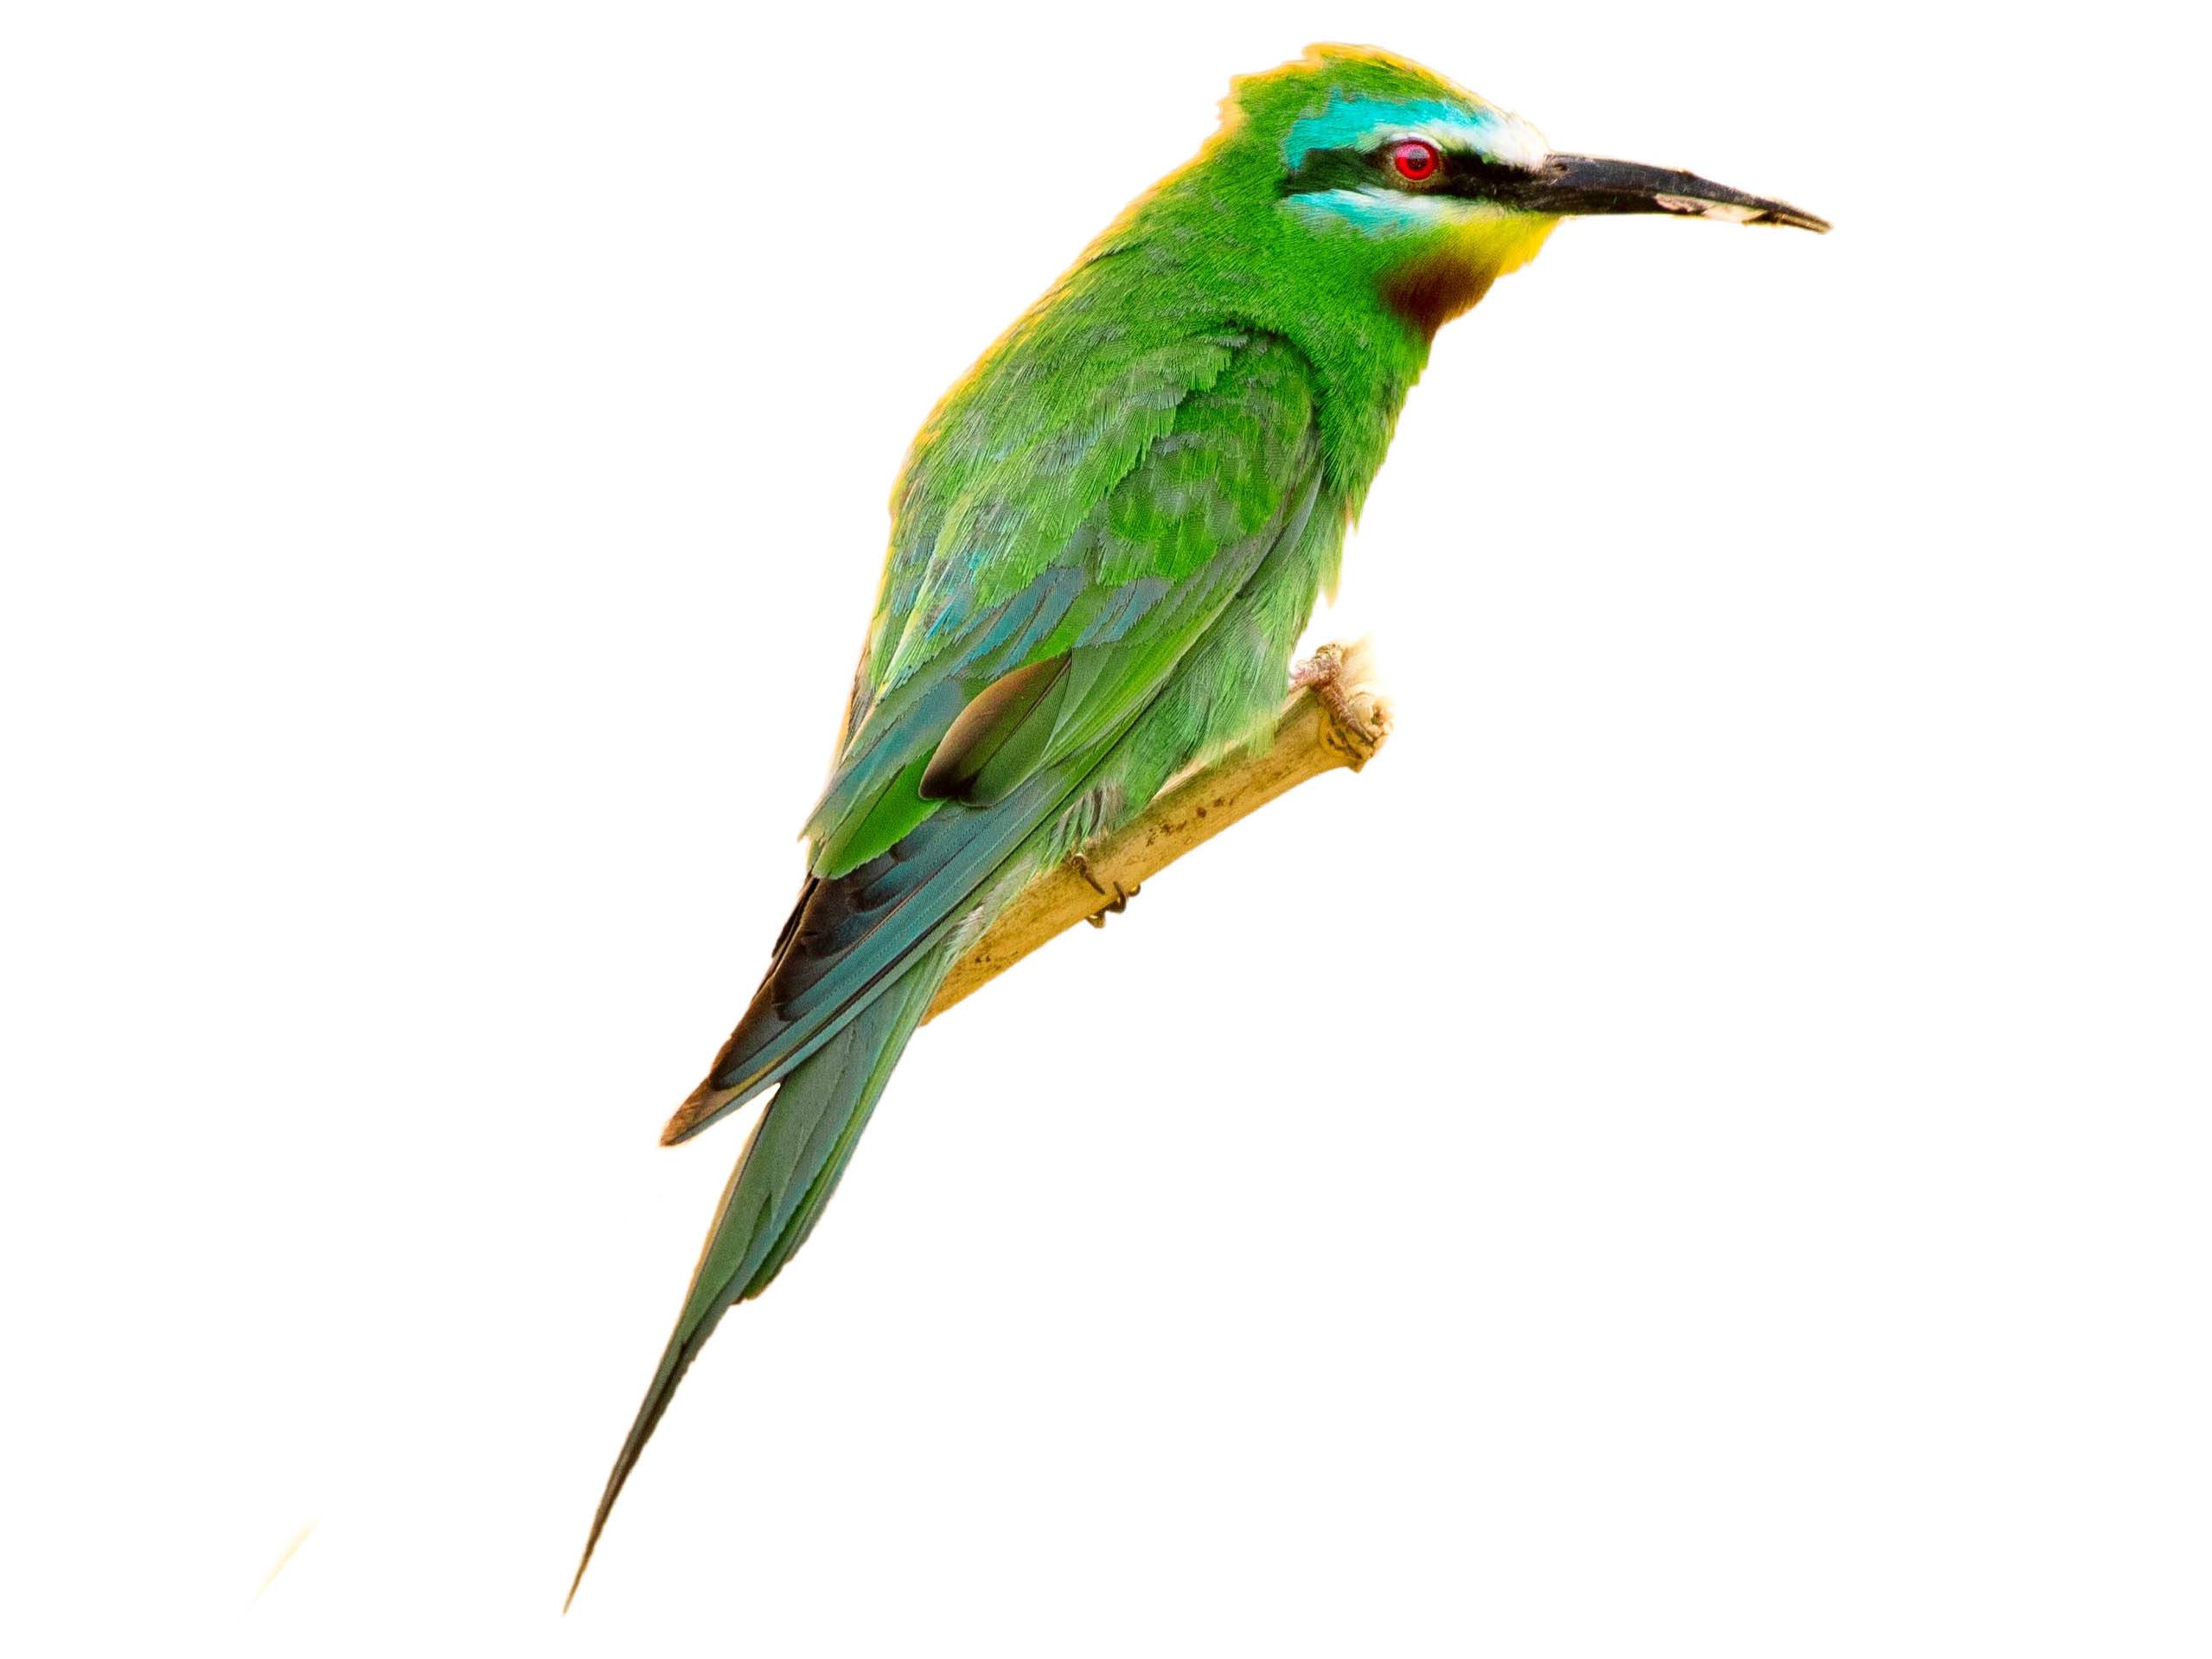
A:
[{"xmin": 566, "ymin": 949, "xmax": 947, "ymax": 1607}]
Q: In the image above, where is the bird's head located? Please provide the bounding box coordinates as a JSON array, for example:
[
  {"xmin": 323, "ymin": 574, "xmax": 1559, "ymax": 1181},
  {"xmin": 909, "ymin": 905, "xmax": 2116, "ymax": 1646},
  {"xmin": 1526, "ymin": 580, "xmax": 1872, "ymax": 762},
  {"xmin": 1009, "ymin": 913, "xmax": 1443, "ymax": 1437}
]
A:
[{"xmin": 1205, "ymin": 44, "xmax": 1827, "ymax": 336}]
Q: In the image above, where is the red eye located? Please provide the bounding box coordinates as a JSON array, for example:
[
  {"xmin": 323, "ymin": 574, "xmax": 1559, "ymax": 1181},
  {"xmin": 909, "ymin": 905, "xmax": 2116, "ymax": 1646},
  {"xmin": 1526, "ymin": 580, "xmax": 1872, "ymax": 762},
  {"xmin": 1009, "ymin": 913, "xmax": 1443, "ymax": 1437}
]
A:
[{"xmin": 1390, "ymin": 139, "xmax": 1440, "ymax": 182}]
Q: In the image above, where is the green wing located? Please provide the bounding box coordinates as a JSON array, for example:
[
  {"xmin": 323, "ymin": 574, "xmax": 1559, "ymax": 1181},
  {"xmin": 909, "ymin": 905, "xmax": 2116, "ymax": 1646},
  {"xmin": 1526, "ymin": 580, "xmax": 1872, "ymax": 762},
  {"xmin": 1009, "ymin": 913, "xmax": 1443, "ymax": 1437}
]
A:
[
  {"xmin": 666, "ymin": 329, "xmax": 1323, "ymax": 1141},
  {"xmin": 801, "ymin": 327, "xmax": 1322, "ymax": 877},
  {"xmin": 571, "ymin": 332, "xmax": 1330, "ymax": 1599}
]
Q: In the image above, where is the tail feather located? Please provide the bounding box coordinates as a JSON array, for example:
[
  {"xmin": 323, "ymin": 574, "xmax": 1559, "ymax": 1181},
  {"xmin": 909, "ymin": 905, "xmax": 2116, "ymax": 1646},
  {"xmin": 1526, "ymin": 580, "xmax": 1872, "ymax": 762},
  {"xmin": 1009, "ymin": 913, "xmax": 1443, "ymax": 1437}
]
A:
[{"xmin": 566, "ymin": 949, "xmax": 948, "ymax": 1608}]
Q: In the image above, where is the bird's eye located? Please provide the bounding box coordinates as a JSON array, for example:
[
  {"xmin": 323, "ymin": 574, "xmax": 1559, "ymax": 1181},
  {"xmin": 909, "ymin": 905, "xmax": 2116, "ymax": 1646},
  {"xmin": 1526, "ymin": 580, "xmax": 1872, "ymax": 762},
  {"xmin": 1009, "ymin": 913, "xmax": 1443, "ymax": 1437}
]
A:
[{"xmin": 1389, "ymin": 139, "xmax": 1441, "ymax": 183}]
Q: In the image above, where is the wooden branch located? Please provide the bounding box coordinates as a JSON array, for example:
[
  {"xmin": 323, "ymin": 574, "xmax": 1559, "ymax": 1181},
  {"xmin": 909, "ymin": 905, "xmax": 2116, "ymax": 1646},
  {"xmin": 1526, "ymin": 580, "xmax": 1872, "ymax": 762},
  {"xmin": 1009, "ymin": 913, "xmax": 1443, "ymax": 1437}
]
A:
[{"xmin": 924, "ymin": 639, "xmax": 1391, "ymax": 1023}]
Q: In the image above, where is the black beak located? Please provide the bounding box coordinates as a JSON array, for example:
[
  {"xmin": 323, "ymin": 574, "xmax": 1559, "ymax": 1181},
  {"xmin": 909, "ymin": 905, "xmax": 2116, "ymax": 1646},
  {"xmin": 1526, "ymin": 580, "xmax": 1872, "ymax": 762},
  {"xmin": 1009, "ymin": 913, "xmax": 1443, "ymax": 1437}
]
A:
[{"xmin": 1494, "ymin": 153, "xmax": 1829, "ymax": 233}]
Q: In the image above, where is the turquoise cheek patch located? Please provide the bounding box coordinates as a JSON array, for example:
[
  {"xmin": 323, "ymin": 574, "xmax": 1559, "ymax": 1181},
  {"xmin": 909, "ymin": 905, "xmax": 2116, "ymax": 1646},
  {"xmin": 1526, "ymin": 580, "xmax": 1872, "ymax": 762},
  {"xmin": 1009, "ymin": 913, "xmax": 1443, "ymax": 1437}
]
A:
[{"xmin": 1284, "ymin": 188, "xmax": 1448, "ymax": 237}]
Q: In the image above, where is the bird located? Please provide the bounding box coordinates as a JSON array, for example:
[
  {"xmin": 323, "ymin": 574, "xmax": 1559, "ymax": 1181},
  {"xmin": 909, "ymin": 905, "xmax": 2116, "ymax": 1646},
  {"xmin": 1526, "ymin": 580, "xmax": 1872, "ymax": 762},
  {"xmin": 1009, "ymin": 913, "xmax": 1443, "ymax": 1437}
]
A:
[{"xmin": 568, "ymin": 41, "xmax": 1825, "ymax": 1603}]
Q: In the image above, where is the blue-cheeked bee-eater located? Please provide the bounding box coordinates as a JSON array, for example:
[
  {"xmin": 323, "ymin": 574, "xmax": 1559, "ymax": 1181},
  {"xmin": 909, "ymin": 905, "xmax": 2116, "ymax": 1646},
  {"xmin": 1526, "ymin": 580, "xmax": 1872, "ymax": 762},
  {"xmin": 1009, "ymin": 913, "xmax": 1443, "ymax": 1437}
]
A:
[{"xmin": 571, "ymin": 42, "xmax": 1825, "ymax": 1602}]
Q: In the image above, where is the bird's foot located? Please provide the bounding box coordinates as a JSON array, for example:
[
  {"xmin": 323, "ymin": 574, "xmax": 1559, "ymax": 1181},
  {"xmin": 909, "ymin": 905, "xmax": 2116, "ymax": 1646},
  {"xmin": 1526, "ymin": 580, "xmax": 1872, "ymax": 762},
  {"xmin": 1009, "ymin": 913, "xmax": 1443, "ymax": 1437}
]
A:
[
  {"xmin": 1071, "ymin": 852, "xmax": 1139, "ymax": 928},
  {"xmin": 1288, "ymin": 641, "xmax": 1390, "ymax": 768},
  {"xmin": 1290, "ymin": 642, "xmax": 1364, "ymax": 735}
]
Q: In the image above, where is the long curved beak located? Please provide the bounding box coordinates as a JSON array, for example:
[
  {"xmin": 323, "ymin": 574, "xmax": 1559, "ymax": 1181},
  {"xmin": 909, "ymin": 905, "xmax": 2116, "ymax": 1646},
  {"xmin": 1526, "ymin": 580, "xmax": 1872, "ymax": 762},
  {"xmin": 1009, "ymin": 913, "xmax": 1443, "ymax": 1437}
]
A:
[{"xmin": 1499, "ymin": 154, "xmax": 1829, "ymax": 233}]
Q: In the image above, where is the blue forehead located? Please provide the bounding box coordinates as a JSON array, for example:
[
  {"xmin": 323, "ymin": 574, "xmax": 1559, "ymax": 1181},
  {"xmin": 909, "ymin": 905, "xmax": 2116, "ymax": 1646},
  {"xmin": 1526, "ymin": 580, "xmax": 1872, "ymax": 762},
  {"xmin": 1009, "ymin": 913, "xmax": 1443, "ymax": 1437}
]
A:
[{"xmin": 1283, "ymin": 94, "xmax": 1502, "ymax": 168}]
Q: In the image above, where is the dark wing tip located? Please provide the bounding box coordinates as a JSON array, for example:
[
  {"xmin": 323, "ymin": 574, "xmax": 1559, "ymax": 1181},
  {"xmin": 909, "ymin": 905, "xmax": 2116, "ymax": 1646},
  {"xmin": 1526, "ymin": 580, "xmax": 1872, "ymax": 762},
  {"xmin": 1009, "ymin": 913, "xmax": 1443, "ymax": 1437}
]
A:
[{"xmin": 661, "ymin": 1079, "xmax": 737, "ymax": 1146}]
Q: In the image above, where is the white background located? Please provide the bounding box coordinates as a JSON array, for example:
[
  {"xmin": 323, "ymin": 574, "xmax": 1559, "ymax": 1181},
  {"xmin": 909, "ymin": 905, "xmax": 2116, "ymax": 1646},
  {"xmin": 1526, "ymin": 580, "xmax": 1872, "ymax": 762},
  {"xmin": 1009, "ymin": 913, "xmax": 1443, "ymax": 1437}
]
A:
[{"xmin": 4, "ymin": 3, "xmax": 2206, "ymax": 1654}]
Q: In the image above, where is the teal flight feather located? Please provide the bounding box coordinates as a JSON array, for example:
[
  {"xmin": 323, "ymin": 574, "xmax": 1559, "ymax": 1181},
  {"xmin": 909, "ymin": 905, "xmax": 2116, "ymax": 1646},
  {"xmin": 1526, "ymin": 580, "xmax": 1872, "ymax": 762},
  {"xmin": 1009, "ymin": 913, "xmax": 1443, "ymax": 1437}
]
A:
[{"xmin": 568, "ymin": 42, "xmax": 1825, "ymax": 1603}]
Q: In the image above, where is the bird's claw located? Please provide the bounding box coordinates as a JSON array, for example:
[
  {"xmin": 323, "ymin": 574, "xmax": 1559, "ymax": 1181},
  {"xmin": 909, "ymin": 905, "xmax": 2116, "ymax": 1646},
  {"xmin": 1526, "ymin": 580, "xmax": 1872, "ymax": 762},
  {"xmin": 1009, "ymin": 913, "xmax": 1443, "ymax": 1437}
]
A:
[
  {"xmin": 1290, "ymin": 642, "xmax": 1362, "ymax": 737},
  {"xmin": 1085, "ymin": 884, "xmax": 1137, "ymax": 928},
  {"xmin": 1071, "ymin": 853, "xmax": 1139, "ymax": 928}
]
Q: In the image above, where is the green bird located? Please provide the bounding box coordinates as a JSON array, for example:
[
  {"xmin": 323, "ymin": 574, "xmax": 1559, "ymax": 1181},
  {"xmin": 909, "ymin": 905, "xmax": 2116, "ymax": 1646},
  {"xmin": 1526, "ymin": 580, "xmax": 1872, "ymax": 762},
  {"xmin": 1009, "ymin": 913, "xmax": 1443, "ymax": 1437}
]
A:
[{"xmin": 570, "ymin": 41, "xmax": 1825, "ymax": 1600}]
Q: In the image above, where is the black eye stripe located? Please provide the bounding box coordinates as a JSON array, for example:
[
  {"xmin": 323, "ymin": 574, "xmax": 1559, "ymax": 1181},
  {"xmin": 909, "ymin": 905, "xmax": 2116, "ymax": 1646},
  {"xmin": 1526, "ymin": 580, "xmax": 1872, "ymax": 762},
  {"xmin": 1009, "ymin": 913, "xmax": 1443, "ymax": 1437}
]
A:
[{"xmin": 1279, "ymin": 144, "xmax": 1532, "ymax": 201}]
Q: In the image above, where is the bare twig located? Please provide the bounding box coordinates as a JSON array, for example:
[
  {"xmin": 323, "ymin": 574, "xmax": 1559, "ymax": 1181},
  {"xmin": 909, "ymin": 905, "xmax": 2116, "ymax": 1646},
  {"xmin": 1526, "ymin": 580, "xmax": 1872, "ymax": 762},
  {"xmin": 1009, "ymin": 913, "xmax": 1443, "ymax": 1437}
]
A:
[{"xmin": 924, "ymin": 639, "xmax": 1391, "ymax": 1022}]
